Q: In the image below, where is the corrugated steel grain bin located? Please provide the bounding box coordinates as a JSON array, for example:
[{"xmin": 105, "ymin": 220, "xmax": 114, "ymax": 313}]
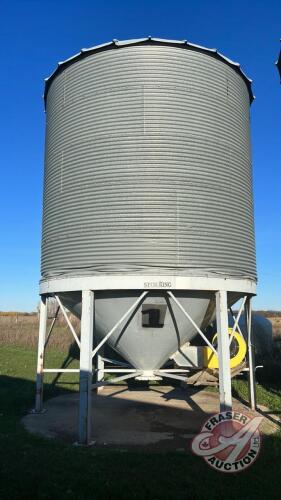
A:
[
  {"xmin": 42, "ymin": 39, "xmax": 256, "ymax": 281},
  {"xmin": 41, "ymin": 39, "xmax": 256, "ymax": 370}
]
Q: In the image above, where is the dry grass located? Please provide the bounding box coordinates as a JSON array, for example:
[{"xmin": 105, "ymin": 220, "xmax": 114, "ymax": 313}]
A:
[
  {"xmin": 267, "ymin": 317, "xmax": 281, "ymax": 340},
  {"xmin": 0, "ymin": 310, "xmax": 281, "ymax": 350},
  {"xmin": 255, "ymin": 311, "xmax": 281, "ymax": 340},
  {"xmin": 0, "ymin": 312, "xmax": 80, "ymax": 351}
]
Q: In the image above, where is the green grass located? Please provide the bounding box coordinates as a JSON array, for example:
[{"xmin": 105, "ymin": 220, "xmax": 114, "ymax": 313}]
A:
[
  {"xmin": 0, "ymin": 345, "xmax": 281, "ymax": 500},
  {"xmin": 233, "ymin": 377, "xmax": 281, "ymax": 412}
]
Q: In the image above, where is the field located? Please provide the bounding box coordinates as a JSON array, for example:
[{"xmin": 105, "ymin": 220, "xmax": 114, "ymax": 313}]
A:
[
  {"xmin": 0, "ymin": 311, "xmax": 79, "ymax": 351},
  {"xmin": 1, "ymin": 309, "xmax": 281, "ymax": 350},
  {"xmin": 0, "ymin": 313, "xmax": 281, "ymax": 499}
]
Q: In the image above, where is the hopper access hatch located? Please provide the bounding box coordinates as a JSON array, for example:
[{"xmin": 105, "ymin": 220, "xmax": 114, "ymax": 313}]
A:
[{"xmin": 142, "ymin": 304, "xmax": 167, "ymax": 328}]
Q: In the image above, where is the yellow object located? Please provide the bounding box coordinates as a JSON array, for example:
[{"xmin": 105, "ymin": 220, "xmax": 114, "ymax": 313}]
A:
[{"xmin": 203, "ymin": 328, "xmax": 247, "ymax": 369}]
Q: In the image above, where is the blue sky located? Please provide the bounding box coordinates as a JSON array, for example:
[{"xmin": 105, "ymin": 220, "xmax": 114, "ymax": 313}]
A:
[{"xmin": 0, "ymin": 0, "xmax": 280, "ymax": 311}]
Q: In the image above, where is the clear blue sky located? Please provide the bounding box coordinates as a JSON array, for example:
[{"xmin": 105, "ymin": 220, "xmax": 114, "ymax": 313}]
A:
[{"xmin": 0, "ymin": 0, "xmax": 280, "ymax": 311}]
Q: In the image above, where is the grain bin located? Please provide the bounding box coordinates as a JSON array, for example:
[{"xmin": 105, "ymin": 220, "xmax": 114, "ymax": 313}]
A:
[{"xmin": 36, "ymin": 38, "xmax": 257, "ymax": 444}]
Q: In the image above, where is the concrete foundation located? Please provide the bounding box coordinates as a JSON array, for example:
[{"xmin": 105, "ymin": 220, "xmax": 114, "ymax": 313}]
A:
[{"xmin": 23, "ymin": 386, "xmax": 278, "ymax": 450}]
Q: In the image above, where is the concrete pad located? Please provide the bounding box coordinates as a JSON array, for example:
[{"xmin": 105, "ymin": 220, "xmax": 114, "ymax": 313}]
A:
[{"xmin": 22, "ymin": 386, "xmax": 279, "ymax": 449}]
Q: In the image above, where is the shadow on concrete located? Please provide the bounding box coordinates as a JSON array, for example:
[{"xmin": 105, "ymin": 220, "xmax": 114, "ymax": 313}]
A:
[
  {"xmin": 21, "ymin": 383, "xmax": 216, "ymax": 448},
  {"xmin": 0, "ymin": 363, "xmax": 280, "ymax": 455},
  {"xmin": 1, "ymin": 373, "xmax": 281, "ymax": 500}
]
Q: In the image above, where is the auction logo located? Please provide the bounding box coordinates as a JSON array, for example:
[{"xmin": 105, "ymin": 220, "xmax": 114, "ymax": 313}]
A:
[{"xmin": 191, "ymin": 411, "xmax": 263, "ymax": 473}]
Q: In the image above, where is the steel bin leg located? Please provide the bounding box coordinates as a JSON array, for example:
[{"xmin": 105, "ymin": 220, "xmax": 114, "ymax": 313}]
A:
[
  {"xmin": 96, "ymin": 346, "xmax": 105, "ymax": 392},
  {"xmin": 245, "ymin": 296, "xmax": 256, "ymax": 410},
  {"xmin": 79, "ymin": 290, "xmax": 94, "ymax": 445},
  {"xmin": 35, "ymin": 296, "xmax": 48, "ymax": 412},
  {"xmin": 216, "ymin": 290, "xmax": 232, "ymax": 412}
]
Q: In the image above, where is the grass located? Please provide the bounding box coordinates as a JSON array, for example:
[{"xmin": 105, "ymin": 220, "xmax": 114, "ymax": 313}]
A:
[
  {"xmin": 0, "ymin": 313, "xmax": 80, "ymax": 350},
  {"xmin": 1, "ymin": 311, "xmax": 280, "ymax": 351},
  {"xmin": 0, "ymin": 345, "xmax": 281, "ymax": 499},
  {"xmin": 233, "ymin": 377, "xmax": 281, "ymax": 412}
]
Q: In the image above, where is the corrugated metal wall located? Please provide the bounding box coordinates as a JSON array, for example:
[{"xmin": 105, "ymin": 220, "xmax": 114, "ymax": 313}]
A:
[{"xmin": 42, "ymin": 43, "xmax": 256, "ymax": 281}]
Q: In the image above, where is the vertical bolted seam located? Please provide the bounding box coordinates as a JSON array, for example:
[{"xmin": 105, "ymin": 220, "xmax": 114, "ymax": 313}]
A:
[{"xmin": 60, "ymin": 151, "xmax": 64, "ymax": 194}]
